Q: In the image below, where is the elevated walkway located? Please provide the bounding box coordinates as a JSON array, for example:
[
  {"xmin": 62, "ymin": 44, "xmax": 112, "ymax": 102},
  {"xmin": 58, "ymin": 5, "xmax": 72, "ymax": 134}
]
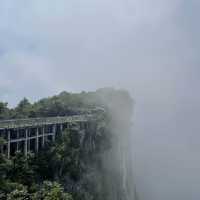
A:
[
  {"xmin": 0, "ymin": 114, "xmax": 98, "ymax": 158},
  {"xmin": 0, "ymin": 114, "xmax": 94, "ymax": 129}
]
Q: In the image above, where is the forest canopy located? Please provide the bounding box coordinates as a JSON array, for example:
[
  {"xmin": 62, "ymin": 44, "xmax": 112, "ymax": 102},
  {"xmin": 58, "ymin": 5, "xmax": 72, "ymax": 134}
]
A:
[{"xmin": 0, "ymin": 88, "xmax": 133, "ymax": 120}]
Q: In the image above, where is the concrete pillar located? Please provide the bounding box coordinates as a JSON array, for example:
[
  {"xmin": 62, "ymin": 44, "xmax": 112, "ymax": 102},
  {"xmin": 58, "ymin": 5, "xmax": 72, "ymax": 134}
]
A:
[
  {"xmin": 60, "ymin": 124, "xmax": 63, "ymax": 134},
  {"xmin": 0, "ymin": 129, "xmax": 4, "ymax": 154},
  {"xmin": 79, "ymin": 122, "xmax": 81, "ymax": 130},
  {"xmin": 0, "ymin": 130, "xmax": 3, "ymax": 154},
  {"xmin": 25, "ymin": 129, "xmax": 28, "ymax": 156},
  {"xmin": 27, "ymin": 129, "xmax": 30, "ymax": 153},
  {"xmin": 36, "ymin": 128, "xmax": 39, "ymax": 152},
  {"xmin": 16, "ymin": 129, "xmax": 19, "ymax": 151},
  {"xmin": 42, "ymin": 126, "xmax": 45, "ymax": 147},
  {"xmin": 7, "ymin": 130, "xmax": 10, "ymax": 159},
  {"xmin": 52, "ymin": 125, "xmax": 56, "ymax": 141}
]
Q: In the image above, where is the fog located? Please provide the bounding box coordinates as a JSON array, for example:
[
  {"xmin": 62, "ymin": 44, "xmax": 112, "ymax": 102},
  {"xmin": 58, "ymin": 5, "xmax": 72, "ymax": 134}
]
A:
[
  {"xmin": 1, "ymin": 0, "xmax": 200, "ymax": 199},
  {"xmin": 133, "ymin": 68, "xmax": 200, "ymax": 200}
]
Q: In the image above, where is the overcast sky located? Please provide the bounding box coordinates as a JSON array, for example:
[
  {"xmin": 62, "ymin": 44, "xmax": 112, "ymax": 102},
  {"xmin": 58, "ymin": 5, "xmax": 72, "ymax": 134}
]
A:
[{"xmin": 0, "ymin": 1, "xmax": 200, "ymax": 200}]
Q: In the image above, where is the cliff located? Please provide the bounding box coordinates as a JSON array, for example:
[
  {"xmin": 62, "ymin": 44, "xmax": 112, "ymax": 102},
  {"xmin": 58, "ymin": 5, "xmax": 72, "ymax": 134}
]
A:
[{"xmin": 0, "ymin": 88, "xmax": 136, "ymax": 200}]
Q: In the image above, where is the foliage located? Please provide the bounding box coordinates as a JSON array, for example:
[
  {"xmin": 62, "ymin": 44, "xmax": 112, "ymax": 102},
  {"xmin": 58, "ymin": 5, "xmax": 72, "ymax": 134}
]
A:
[
  {"xmin": 0, "ymin": 88, "xmax": 133, "ymax": 200},
  {"xmin": 7, "ymin": 185, "xmax": 29, "ymax": 200},
  {"xmin": 0, "ymin": 102, "xmax": 10, "ymax": 120},
  {"xmin": 8, "ymin": 152, "xmax": 36, "ymax": 187},
  {"xmin": 0, "ymin": 121, "xmax": 109, "ymax": 199},
  {"xmin": 34, "ymin": 181, "xmax": 73, "ymax": 200},
  {"xmin": 0, "ymin": 88, "xmax": 133, "ymax": 120},
  {"xmin": 11, "ymin": 98, "xmax": 33, "ymax": 119}
]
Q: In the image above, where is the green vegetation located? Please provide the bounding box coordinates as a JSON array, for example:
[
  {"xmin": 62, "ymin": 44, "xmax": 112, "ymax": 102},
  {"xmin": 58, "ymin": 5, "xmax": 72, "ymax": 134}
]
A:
[
  {"xmin": 0, "ymin": 88, "xmax": 134, "ymax": 200},
  {"xmin": 0, "ymin": 124, "xmax": 109, "ymax": 200},
  {"xmin": 0, "ymin": 88, "xmax": 133, "ymax": 120}
]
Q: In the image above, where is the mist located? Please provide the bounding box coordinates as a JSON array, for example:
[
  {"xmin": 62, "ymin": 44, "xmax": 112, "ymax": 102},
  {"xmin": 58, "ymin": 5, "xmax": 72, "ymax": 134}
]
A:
[{"xmin": 1, "ymin": 0, "xmax": 200, "ymax": 199}]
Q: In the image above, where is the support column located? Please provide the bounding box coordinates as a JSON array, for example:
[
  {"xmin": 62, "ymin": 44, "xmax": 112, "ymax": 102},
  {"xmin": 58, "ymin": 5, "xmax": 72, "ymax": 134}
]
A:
[
  {"xmin": 16, "ymin": 129, "xmax": 19, "ymax": 152},
  {"xmin": 60, "ymin": 124, "xmax": 63, "ymax": 134},
  {"xmin": 36, "ymin": 128, "xmax": 39, "ymax": 152},
  {"xmin": 52, "ymin": 125, "xmax": 56, "ymax": 142},
  {"xmin": 42, "ymin": 126, "xmax": 45, "ymax": 147},
  {"xmin": 7, "ymin": 130, "xmax": 10, "ymax": 159},
  {"xmin": 24, "ymin": 129, "xmax": 28, "ymax": 156},
  {"xmin": 27, "ymin": 129, "xmax": 30, "ymax": 153},
  {"xmin": 0, "ymin": 130, "xmax": 4, "ymax": 154}
]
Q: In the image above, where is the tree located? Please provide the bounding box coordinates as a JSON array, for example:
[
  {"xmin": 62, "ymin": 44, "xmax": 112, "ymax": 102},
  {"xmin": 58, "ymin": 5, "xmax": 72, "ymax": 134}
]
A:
[
  {"xmin": 8, "ymin": 152, "xmax": 35, "ymax": 187},
  {"xmin": 7, "ymin": 185, "xmax": 30, "ymax": 200},
  {"xmin": 0, "ymin": 102, "xmax": 10, "ymax": 120},
  {"xmin": 34, "ymin": 181, "xmax": 73, "ymax": 200},
  {"xmin": 13, "ymin": 98, "xmax": 32, "ymax": 118},
  {"xmin": 0, "ymin": 153, "xmax": 11, "ymax": 190}
]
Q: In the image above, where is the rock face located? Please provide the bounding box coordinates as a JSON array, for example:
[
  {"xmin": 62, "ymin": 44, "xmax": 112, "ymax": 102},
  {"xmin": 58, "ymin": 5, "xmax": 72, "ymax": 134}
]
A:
[
  {"xmin": 98, "ymin": 89, "xmax": 136, "ymax": 200},
  {"xmin": 71, "ymin": 88, "xmax": 136, "ymax": 200},
  {"xmin": 56, "ymin": 89, "xmax": 136, "ymax": 200}
]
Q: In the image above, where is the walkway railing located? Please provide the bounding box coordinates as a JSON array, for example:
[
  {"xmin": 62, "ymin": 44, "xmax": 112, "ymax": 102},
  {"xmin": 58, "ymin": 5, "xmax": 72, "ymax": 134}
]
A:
[{"xmin": 0, "ymin": 114, "xmax": 95, "ymax": 129}]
